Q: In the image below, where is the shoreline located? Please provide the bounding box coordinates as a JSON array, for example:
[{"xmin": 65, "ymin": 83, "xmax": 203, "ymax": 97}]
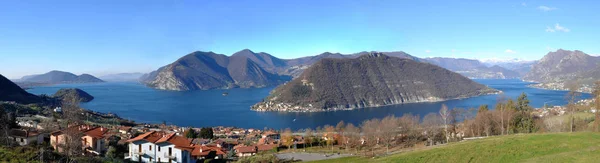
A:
[{"xmin": 251, "ymin": 90, "xmax": 502, "ymax": 113}]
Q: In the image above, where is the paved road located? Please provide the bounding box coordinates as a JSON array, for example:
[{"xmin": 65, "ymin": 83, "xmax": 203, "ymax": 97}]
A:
[{"xmin": 275, "ymin": 152, "xmax": 352, "ymax": 162}]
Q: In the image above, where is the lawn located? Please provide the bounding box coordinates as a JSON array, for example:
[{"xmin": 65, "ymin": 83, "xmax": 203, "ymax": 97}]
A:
[{"xmin": 308, "ymin": 132, "xmax": 600, "ymax": 163}]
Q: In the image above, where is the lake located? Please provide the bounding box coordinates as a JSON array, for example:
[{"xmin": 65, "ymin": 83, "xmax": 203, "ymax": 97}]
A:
[{"xmin": 27, "ymin": 79, "xmax": 591, "ymax": 130}]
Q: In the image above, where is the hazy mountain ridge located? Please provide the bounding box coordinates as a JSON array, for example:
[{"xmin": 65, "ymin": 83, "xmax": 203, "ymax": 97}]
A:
[
  {"xmin": 424, "ymin": 57, "xmax": 521, "ymax": 79},
  {"xmin": 99, "ymin": 73, "xmax": 144, "ymax": 82},
  {"xmin": 252, "ymin": 53, "xmax": 497, "ymax": 112},
  {"xmin": 19, "ymin": 70, "xmax": 104, "ymax": 84}
]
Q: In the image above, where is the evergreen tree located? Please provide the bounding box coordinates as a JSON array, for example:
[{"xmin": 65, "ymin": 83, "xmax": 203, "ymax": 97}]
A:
[{"xmin": 185, "ymin": 128, "xmax": 197, "ymax": 138}]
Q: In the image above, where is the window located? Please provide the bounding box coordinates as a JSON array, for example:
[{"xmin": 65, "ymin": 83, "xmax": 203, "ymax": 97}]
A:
[
  {"xmin": 158, "ymin": 146, "xmax": 161, "ymax": 152},
  {"xmin": 149, "ymin": 145, "xmax": 152, "ymax": 151},
  {"xmin": 20, "ymin": 138, "xmax": 24, "ymax": 143},
  {"xmin": 149, "ymin": 157, "xmax": 152, "ymax": 162},
  {"xmin": 138, "ymin": 144, "xmax": 141, "ymax": 152},
  {"xmin": 158, "ymin": 158, "xmax": 161, "ymax": 162}
]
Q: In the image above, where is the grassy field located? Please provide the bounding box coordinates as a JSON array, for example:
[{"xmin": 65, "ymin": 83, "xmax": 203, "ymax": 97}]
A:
[{"xmin": 308, "ymin": 132, "xmax": 600, "ymax": 163}]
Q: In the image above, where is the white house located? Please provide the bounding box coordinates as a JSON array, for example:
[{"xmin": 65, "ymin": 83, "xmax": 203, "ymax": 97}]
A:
[
  {"xmin": 126, "ymin": 131, "xmax": 195, "ymax": 163},
  {"xmin": 9, "ymin": 129, "xmax": 45, "ymax": 146}
]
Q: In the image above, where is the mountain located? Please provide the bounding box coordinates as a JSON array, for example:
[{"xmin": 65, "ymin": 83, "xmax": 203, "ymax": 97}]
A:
[
  {"xmin": 480, "ymin": 58, "xmax": 537, "ymax": 77},
  {"xmin": 230, "ymin": 49, "xmax": 288, "ymax": 74},
  {"xmin": 53, "ymin": 88, "xmax": 94, "ymax": 102},
  {"xmin": 282, "ymin": 51, "xmax": 420, "ymax": 77},
  {"xmin": 99, "ymin": 73, "xmax": 145, "ymax": 82},
  {"xmin": 251, "ymin": 53, "xmax": 497, "ymax": 112},
  {"xmin": 0, "ymin": 74, "xmax": 41, "ymax": 104},
  {"xmin": 20, "ymin": 71, "xmax": 104, "ymax": 84},
  {"xmin": 143, "ymin": 51, "xmax": 291, "ymax": 91},
  {"xmin": 524, "ymin": 49, "xmax": 600, "ymax": 92},
  {"xmin": 424, "ymin": 57, "xmax": 520, "ymax": 79}
]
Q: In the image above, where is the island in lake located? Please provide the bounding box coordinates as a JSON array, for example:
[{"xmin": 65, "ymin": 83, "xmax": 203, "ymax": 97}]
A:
[{"xmin": 252, "ymin": 53, "xmax": 498, "ymax": 112}]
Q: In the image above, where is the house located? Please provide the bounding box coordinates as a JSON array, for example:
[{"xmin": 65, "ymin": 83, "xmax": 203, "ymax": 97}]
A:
[
  {"xmin": 234, "ymin": 146, "xmax": 257, "ymax": 157},
  {"xmin": 126, "ymin": 131, "xmax": 196, "ymax": 163},
  {"xmin": 233, "ymin": 144, "xmax": 277, "ymax": 157},
  {"xmin": 191, "ymin": 145, "xmax": 226, "ymax": 160},
  {"xmin": 262, "ymin": 131, "xmax": 280, "ymax": 140},
  {"xmin": 119, "ymin": 126, "xmax": 132, "ymax": 134},
  {"xmin": 256, "ymin": 144, "xmax": 278, "ymax": 152},
  {"xmin": 82, "ymin": 126, "xmax": 111, "ymax": 155},
  {"xmin": 50, "ymin": 125, "xmax": 110, "ymax": 155},
  {"xmin": 8, "ymin": 129, "xmax": 45, "ymax": 146}
]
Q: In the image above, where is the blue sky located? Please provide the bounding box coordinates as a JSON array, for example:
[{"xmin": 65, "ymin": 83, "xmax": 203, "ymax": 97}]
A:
[{"xmin": 1, "ymin": 0, "xmax": 599, "ymax": 79}]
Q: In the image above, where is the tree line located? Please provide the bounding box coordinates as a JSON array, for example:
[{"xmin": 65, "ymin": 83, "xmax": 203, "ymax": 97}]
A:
[{"xmin": 280, "ymin": 83, "xmax": 600, "ymax": 157}]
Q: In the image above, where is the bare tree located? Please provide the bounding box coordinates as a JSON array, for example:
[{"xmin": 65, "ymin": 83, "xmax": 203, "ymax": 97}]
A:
[
  {"xmin": 398, "ymin": 113, "xmax": 420, "ymax": 146},
  {"xmin": 335, "ymin": 121, "xmax": 346, "ymax": 150},
  {"xmin": 344, "ymin": 123, "xmax": 361, "ymax": 153},
  {"xmin": 594, "ymin": 81, "xmax": 600, "ymax": 131},
  {"xmin": 0, "ymin": 106, "xmax": 14, "ymax": 146},
  {"xmin": 361, "ymin": 118, "xmax": 380, "ymax": 155},
  {"xmin": 496, "ymin": 94, "xmax": 507, "ymax": 135},
  {"xmin": 304, "ymin": 128, "xmax": 313, "ymax": 148},
  {"xmin": 380, "ymin": 115, "xmax": 398, "ymax": 154},
  {"xmin": 567, "ymin": 83, "xmax": 581, "ymax": 132},
  {"xmin": 422, "ymin": 113, "xmax": 442, "ymax": 146},
  {"xmin": 324, "ymin": 125, "xmax": 336, "ymax": 150},
  {"xmin": 281, "ymin": 128, "xmax": 294, "ymax": 149},
  {"xmin": 439, "ymin": 104, "xmax": 449, "ymax": 143},
  {"xmin": 59, "ymin": 95, "xmax": 85, "ymax": 159}
]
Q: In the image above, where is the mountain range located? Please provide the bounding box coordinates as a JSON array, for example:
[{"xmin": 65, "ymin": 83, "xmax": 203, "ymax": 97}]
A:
[
  {"xmin": 19, "ymin": 70, "xmax": 104, "ymax": 84},
  {"xmin": 141, "ymin": 50, "xmax": 291, "ymax": 91},
  {"xmin": 99, "ymin": 73, "xmax": 144, "ymax": 82},
  {"xmin": 425, "ymin": 57, "xmax": 521, "ymax": 79},
  {"xmin": 252, "ymin": 53, "xmax": 497, "ymax": 111},
  {"xmin": 143, "ymin": 49, "xmax": 524, "ymax": 91}
]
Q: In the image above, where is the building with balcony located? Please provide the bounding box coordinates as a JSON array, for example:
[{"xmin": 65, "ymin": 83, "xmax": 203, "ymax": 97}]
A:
[{"xmin": 126, "ymin": 131, "xmax": 196, "ymax": 163}]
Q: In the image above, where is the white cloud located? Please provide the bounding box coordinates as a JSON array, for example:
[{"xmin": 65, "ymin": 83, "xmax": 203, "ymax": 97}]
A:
[
  {"xmin": 521, "ymin": 2, "xmax": 527, "ymax": 6},
  {"xmin": 451, "ymin": 49, "xmax": 456, "ymax": 52},
  {"xmin": 505, "ymin": 49, "xmax": 517, "ymax": 54},
  {"xmin": 554, "ymin": 24, "xmax": 570, "ymax": 32},
  {"xmin": 538, "ymin": 6, "xmax": 557, "ymax": 11},
  {"xmin": 425, "ymin": 50, "xmax": 431, "ymax": 53},
  {"xmin": 546, "ymin": 23, "xmax": 570, "ymax": 32}
]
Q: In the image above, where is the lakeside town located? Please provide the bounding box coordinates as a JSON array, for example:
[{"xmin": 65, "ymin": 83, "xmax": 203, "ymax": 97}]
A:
[{"xmin": 2, "ymin": 86, "xmax": 599, "ymax": 163}]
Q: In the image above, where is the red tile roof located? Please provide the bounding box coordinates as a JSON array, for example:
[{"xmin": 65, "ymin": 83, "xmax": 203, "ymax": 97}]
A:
[
  {"xmin": 191, "ymin": 145, "xmax": 226, "ymax": 157},
  {"xmin": 236, "ymin": 146, "xmax": 257, "ymax": 153},
  {"xmin": 51, "ymin": 125, "xmax": 108, "ymax": 138},
  {"xmin": 126, "ymin": 131, "xmax": 164, "ymax": 143},
  {"xmin": 84, "ymin": 126, "xmax": 109, "ymax": 138},
  {"xmin": 156, "ymin": 133, "xmax": 191, "ymax": 146}
]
